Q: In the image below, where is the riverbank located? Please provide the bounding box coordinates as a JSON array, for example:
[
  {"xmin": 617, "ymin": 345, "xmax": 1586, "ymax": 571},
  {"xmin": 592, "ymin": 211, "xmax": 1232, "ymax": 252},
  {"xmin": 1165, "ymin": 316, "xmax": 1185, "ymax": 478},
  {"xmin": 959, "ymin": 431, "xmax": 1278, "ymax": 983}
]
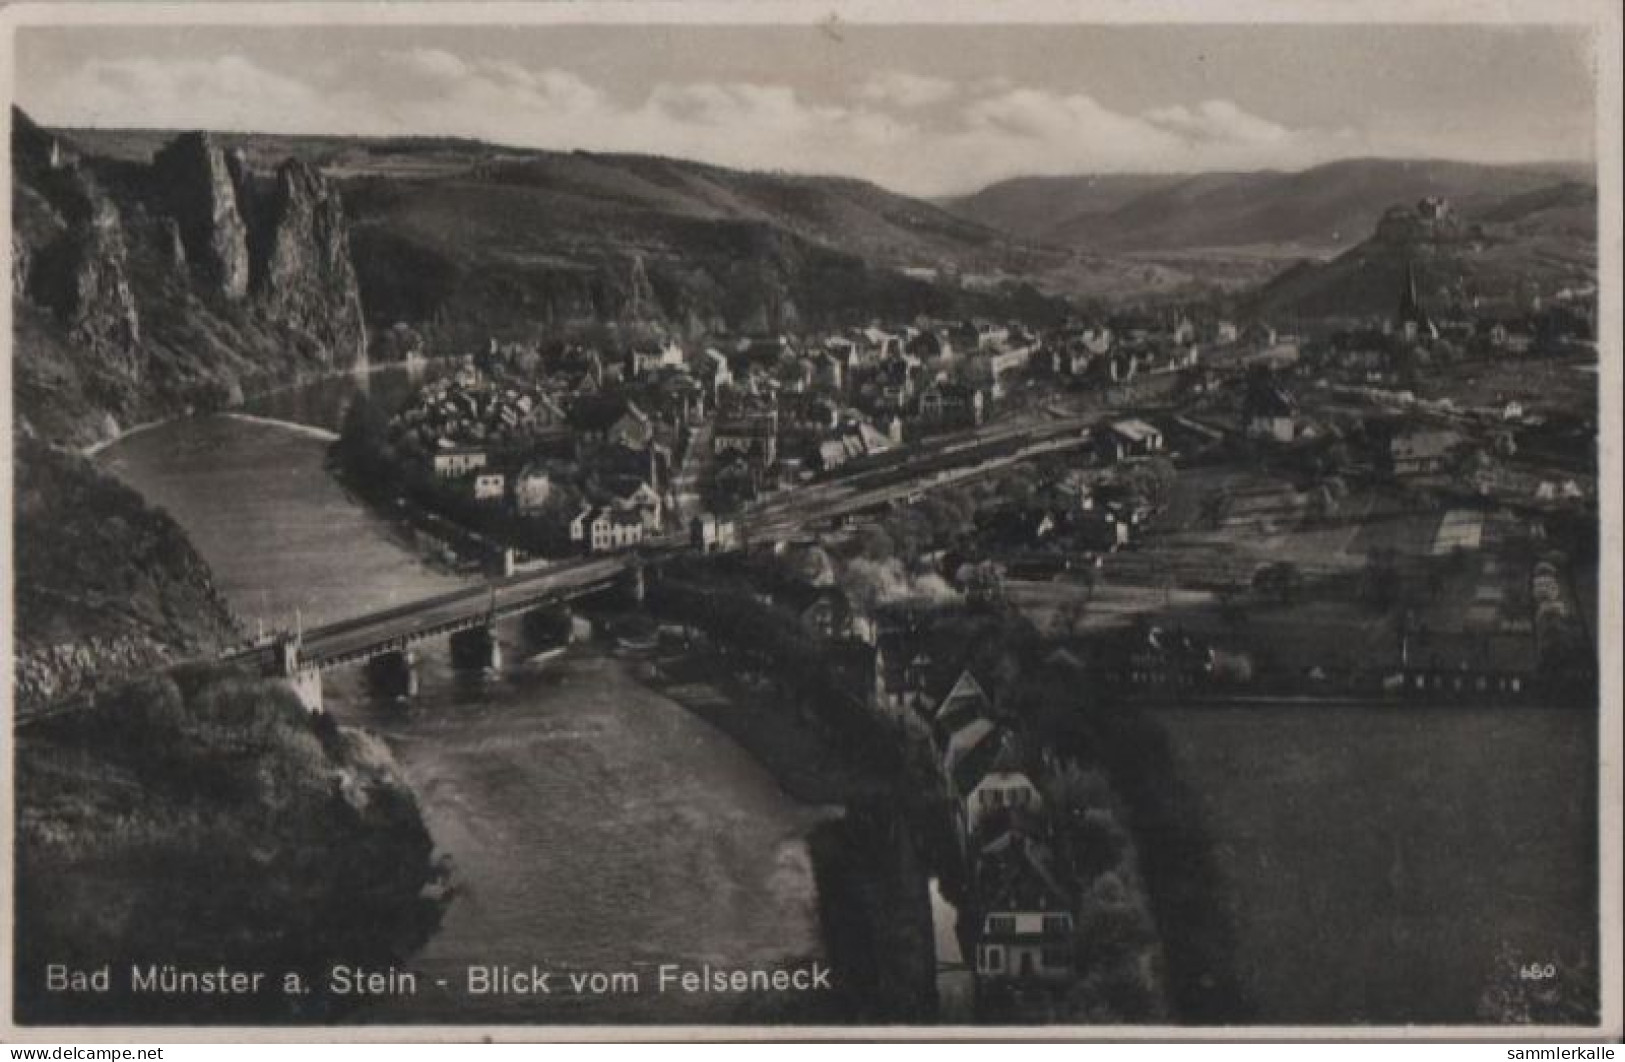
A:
[
  {"xmin": 76, "ymin": 357, "xmax": 440, "ymax": 458},
  {"xmin": 220, "ymin": 411, "xmax": 340, "ymax": 442},
  {"xmin": 643, "ymin": 647, "xmax": 882, "ymax": 806},
  {"xmin": 617, "ymin": 623, "xmax": 939, "ymax": 1024}
]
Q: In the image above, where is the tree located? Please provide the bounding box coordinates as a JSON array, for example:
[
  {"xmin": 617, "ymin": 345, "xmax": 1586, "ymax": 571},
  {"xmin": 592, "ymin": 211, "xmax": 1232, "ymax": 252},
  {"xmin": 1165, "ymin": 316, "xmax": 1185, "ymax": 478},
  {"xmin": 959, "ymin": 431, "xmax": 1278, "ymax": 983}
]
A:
[
  {"xmin": 1363, "ymin": 548, "xmax": 1402, "ymax": 611},
  {"xmin": 1252, "ymin": 561, "xmax": 1301, "ymax": 604},
  {"xmin": 1053, "ymin": 595, "xmax": 1091, "ymax": 639},
  {"xmin": 1123, "ymin": 456, "xmax": 1178, "ymax": 512}
]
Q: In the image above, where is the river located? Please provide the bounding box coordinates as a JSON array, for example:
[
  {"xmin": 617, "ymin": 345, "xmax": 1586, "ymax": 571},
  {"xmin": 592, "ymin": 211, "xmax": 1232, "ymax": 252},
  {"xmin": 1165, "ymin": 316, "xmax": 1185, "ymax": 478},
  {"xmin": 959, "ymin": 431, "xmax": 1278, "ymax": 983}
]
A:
[{"xmin": 99, "ymin": 371, "xmax": 828, "ymax": 1024}]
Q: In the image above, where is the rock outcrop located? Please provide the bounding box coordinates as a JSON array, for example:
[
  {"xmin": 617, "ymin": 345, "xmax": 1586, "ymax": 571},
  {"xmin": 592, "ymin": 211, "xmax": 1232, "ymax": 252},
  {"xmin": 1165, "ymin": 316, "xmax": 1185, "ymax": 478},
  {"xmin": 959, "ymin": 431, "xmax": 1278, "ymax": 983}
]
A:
[
  {"xmin": 54, "ymin": 197, "xmax": 143, "ymax": 361},
  {"xmin": 252, "ymin": 158, "xmax": 368, "ymax": 365},
  {"xmin": 151, "ymin": 131, "xmax": 252, "ymax": 299},
  {"xmin": 11, "ymin": 107, "xmax": 371, "ymax": 444}
]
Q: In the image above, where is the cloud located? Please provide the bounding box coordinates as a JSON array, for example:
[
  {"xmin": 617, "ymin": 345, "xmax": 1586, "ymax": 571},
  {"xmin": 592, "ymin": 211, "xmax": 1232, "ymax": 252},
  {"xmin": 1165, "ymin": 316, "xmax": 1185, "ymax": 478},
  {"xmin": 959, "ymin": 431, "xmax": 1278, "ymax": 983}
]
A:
[
  {"xmin": 37, "ymin": 55, "xmax": 329, "ymax": 133},
  {"xmin": 857, "ymin": 71, "xmax": 957, "ymax": 109},
  {"xmin": 1143, "ymin": 99, "xmax": 1291, "ymax": 145},
  {"xmin": 389, "ymin": 47, "xmax": 471, "ymax": 83},
  {"xmin": 28, "ymin": 50, "xmax": 1379, "ymax": 195}
]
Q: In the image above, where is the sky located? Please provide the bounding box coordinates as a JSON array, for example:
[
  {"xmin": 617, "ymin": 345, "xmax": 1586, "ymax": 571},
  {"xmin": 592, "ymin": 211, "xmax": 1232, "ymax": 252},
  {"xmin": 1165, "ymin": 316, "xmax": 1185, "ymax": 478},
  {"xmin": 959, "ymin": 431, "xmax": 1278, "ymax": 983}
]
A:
[{"xmin": 13, "ymin": 21, "xmax": 1599, "ymax": 197}]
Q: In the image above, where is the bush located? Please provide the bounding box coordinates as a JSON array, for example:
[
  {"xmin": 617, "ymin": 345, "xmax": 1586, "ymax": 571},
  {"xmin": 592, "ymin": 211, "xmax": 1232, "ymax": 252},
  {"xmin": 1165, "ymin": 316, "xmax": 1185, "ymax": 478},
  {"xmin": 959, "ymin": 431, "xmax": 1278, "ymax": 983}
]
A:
[
  {"xmin": 106, "ymin": 674, "xmax": 188, "ymax": 743},
  {"xmin": 187, "ymin": 676, "xmax": 311, "ymax": 746}
]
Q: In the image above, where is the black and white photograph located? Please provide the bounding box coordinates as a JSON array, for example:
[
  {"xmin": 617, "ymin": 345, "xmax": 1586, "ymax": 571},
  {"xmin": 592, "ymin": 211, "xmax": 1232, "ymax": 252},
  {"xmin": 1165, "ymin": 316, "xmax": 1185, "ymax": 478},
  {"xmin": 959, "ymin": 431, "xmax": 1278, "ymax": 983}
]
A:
[{"xmin": 3, "ymin": 0, "xmax": 1619, "ymax": 1040}]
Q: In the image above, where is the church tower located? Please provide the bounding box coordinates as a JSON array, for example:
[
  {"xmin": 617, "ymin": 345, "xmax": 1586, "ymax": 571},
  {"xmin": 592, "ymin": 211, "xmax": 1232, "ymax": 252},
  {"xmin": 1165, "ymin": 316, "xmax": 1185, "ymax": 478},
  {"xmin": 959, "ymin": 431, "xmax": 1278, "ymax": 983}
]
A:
[{"xmin": 1397, "ymin": 260, "xmax": 1437, "ymax": 342}]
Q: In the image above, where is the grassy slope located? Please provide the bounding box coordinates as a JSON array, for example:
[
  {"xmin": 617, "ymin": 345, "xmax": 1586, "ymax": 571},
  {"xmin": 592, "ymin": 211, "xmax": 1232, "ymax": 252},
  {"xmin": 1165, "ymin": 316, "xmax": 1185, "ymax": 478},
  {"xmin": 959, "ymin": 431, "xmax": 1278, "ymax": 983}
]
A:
[
  {"xmin": 1254, "ymin": 199, "xmax": 1597, "ymax": 322},
  {"xmin": 15, "ymin": 674, "xmax": 445, "ymax": 1024},
  {"xmin": 938, "ymin": 174, "xmax": 1189, "ymax": 244}
]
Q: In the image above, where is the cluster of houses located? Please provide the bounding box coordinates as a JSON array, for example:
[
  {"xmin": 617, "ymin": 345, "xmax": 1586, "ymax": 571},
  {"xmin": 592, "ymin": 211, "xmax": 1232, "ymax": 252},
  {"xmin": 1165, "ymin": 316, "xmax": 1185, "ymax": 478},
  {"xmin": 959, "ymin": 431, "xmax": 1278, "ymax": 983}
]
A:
[
  {"xmin": 385, "ymin": 299, "xmax": 1242, "ymax": 542},
  {"xmin": 869, "ymin": 630, "xmax": 1080, "ymax": 991},
  {"xmin": 390, "ymin": 357, "xmax": 684, "ymax": 552}
]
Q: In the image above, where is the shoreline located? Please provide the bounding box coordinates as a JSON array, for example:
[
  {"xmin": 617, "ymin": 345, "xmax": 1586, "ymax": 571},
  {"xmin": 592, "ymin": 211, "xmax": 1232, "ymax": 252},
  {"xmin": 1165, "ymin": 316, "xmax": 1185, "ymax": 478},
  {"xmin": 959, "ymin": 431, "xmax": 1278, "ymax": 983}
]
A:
[
  {"xmin": 79, "ymin": 357, "xmax": 443, "ymax": 458},
  {"xmin": 632, "ymin": 644, "xmax": 877, "ymax": 808},
  {"xmin": 219, "ymin": 411, "xmax": 340, "ymax": 441}
]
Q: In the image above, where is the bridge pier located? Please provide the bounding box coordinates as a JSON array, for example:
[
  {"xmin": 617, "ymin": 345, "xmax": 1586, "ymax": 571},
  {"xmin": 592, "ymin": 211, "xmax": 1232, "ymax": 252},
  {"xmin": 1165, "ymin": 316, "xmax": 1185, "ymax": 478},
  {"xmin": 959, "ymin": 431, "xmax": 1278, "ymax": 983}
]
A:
[
  {"xmin": 272, "ymin": 634, "xmax": 325, "ymax": 713},
  {"xmin": 450, "ymin": 623, "xmax": 503, "ymax": 672},
  {"xmin": 367, "ymin": 649, "xmax": 419, "ymax": 698},
  {"xmin": 522, "ymin": 606, "xmax": 574, "ymax": 648},
  {"xmin": 623, "ymin": 558, "xmax": 647, "ymax": 607},
  {"xmin": 281, "ymin": 668, "xmax": 325, "ymax": 714}
]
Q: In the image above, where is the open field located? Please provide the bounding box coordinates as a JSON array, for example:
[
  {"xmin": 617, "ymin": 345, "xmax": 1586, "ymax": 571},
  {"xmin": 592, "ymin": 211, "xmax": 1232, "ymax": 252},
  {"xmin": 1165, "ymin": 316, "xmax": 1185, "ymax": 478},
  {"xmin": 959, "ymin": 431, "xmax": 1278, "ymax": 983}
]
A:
[
  {"xmin": 1138, "ymin": 465, "xmax": 1456, "ymax": 587},
  {"xmin": 1151, "ymin": 702, "xmax": 1598, "ymax": 1024},
  {"xmin": 1411, "ymin": 355, "xmax": 1598, "ymax": 416}
]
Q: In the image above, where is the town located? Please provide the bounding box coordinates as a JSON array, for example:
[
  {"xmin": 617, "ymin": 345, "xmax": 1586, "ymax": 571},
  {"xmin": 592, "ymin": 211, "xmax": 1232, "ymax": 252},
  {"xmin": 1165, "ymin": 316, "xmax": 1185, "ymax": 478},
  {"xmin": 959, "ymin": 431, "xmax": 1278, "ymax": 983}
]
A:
[{"xmin": 327, "ymin": 195, "xmax": 1598, "ymax": 1018}]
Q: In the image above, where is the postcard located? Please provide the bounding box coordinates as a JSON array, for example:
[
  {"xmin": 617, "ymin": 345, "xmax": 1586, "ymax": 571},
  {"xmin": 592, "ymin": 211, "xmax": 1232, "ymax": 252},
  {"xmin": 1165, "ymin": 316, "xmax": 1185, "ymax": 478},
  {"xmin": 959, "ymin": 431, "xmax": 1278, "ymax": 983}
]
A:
[{"xmin": 3, "ymin": 0, "xmax": 1619, "ymax": 1042}]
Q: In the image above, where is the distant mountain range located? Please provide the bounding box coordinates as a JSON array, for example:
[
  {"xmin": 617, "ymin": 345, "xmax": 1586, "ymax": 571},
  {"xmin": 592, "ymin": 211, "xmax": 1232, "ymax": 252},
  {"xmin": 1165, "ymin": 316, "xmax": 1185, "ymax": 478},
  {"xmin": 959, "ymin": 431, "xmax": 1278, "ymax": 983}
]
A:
[{"xmin": 941, "ymin": 158, "xmax": 1596, "ymax": 254}]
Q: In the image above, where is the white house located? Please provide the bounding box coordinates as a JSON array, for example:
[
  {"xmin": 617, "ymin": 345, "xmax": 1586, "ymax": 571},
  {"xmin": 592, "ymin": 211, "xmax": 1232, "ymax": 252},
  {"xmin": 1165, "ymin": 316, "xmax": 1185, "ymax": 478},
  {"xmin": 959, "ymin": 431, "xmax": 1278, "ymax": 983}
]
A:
[
  {"xmin": 432, "ymin": 447, "xmax": 488, "ymax": 479},
  {"xmin": 513, "ymin": 467, "xmax": 553, "ymax": 512},
  {"xmin": 572, "ymin": 506, "xmax": 646, "ymax": 553},
  {"xmin": 964, "ymin": 763, "xmax": 1045, "ymax": 838}
]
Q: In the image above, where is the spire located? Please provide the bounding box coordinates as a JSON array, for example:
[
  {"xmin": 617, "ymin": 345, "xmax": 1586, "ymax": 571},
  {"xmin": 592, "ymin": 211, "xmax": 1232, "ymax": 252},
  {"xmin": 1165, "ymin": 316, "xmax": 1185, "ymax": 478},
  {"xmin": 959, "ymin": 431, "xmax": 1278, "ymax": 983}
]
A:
[
  {"xmin": 1398, "ymin": 260, "xmax": 1421, "ymax": 322},
  {"xmin": 1397, "ymin": 259, "xmax": 1436, "ymax": 339}
]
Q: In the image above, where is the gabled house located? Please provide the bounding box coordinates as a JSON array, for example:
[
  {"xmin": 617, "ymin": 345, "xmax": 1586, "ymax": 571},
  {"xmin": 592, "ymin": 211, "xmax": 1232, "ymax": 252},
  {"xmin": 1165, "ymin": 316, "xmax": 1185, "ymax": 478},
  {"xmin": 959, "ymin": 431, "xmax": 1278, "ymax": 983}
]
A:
[
  {"xmin": 572, "ymin": 505, "xmax": 646, "ymax": 553},
  {"xmin": 473, "ymin": 471, "xmax": 507, "ymax": 503},
  {"xmin": 941, "ymin": 717, "xmax": 1005, "ymax": 801},
  {"xmin": 1098, "ymin": 418, "xmax": 1164, "ymax": 462},
  {"xmin": 432, "ymin": 446, "xmax": 488, "ymax": 479},
  {"xmin": 714, "ymin": 412, "xmax": 779, "ymax": 467},
  {"xmin": 872, "ymin": 633, "xmax": 934, "ymax": 716},
  {"xmin": 963, "ymin": 737, "xmax": 1045, "ymax": 839},
  {"xmin": 774, "ymin": 582, "xmax": 856, "ymax": 642},
  {"xmin": 917, "ymin": 382, "xmax": 985, "ymax": 428},
  {"xmin": 609, "ymin": 479, "xmax": 664, "ymax": 531},
  {"xmin": 629, "ymin": 338, "xmax": 685, "ymax": 376},
  {"xmin": 1387, "ymin": 426, "xmax": 1460, "ymax": 477},
  {"xmin": 973, "ymin": 830, "xmax": 1076, "ymax": 986},
  {"xmin": 932, "ymin": 670, "xmax": 994, "ymax": 736},
  {"xmin": 607, "ymin": 402, "xmax": 655, "ymax": 451},
  {"xmin": 1244, "ymin": 381, "xmax": 1300, "ymax": 443},
  {"xmin": 513, "ymin": 465, "xmax": 554, "ymax": 513}
]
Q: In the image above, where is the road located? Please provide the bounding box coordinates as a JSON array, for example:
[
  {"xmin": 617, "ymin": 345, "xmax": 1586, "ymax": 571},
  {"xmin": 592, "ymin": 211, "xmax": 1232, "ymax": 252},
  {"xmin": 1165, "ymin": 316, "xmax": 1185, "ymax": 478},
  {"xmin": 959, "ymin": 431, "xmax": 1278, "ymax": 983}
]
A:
[
  {"xmin": 231, "ymin": 551, "xmax": 658, "ymax": 672},
  {"xmin": 744, "ymin": 422, "xmax": 1098, "ymax": 538}
]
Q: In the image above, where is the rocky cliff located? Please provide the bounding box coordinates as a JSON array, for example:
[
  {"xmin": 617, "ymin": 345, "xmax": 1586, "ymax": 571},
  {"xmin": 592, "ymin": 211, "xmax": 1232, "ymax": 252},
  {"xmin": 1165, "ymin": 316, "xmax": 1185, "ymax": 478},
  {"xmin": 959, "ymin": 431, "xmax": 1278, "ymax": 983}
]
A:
[
  {"xmin": 151, "ymin": 131, "xmax": 252, "ymax": 298},
  {"xmin": 11, "ymin": 108, "xmax": 369, "ymax": 446},
  {"xmin": 251, "ymin": 158, "xmax": 368, "ymax": 363}
]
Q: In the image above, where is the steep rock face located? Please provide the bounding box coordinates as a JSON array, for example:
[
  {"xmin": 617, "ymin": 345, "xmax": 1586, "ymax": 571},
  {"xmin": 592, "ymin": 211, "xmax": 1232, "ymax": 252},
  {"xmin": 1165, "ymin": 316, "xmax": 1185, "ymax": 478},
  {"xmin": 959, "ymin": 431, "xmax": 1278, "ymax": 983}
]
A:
[
  {"xmin": 55, "ymin": 197, "xmax": 143, "ymax": 361},
  {"xmin": 150, "ymin": 132, "xmax": 252, "ymax": 298},
  {"xmin": 11, "ymin": 109, "xmax": 372, "ymax": 444},
  {"xmin": 11, "ymin": 114, "xmax": 145, "ymax": 432},
  {"xmin": 252, "ymin": 158, "xmax": 367, "ymax": 365}
]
